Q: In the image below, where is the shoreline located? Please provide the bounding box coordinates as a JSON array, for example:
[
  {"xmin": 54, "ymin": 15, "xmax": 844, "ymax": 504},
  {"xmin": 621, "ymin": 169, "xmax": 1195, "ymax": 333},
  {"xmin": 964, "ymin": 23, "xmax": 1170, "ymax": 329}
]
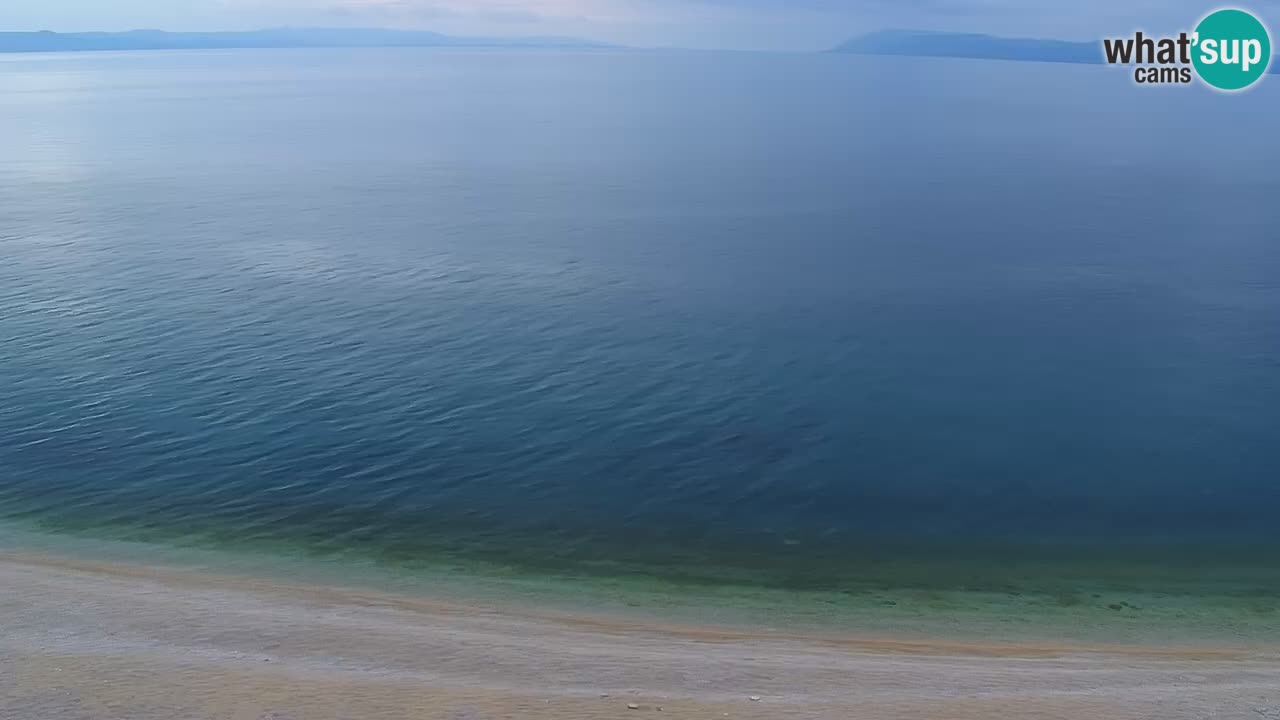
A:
[
  {"xmin": 3, "ymin": 550, "xmax": 1279, "ymax": 719},
  {"xmin": 7, "ymin": 517, "xmax": 1280, "ymax": 648},
  {"xmin": 3, "ymin": 522, "xmax": 1280, "ymax": 647},
  {"xmin": 3, "ymin": 549, "xmax": 1264, "ymax": 659}
]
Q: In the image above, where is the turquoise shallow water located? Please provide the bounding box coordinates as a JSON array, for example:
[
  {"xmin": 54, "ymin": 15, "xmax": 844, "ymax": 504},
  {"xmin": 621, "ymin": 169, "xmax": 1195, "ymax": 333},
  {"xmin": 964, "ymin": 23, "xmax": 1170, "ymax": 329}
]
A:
[
  {"xmin": 2, "ymin": 49, "xmax": 1279, "ymax": 615},
  {"xmin": 5, "ymin": 521, "xmax": 1279, "ymax": 647}
]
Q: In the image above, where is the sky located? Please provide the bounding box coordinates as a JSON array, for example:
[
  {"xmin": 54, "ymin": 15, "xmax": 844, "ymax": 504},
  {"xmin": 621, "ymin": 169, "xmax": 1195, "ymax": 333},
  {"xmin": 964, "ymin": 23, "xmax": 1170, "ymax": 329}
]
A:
[{"xmin": 1, "ymin": 0, "xmax": 1277, "ymax": 51}]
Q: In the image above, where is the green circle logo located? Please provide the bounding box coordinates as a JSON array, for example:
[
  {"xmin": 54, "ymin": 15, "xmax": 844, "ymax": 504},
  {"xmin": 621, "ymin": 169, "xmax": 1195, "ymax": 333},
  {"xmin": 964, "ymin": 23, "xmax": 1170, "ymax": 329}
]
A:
[{"xmin": 1192, "ymin": 9, "xmax": 1272, "ymax": 90}]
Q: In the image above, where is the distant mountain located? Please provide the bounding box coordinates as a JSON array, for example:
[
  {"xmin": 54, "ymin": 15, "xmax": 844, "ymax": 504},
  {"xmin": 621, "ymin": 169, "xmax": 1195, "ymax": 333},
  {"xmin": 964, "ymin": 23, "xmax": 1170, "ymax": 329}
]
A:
[
  {"xmin": 832, "ymin": 29, "xmax": 1280, "ymax": 73},
  {"xmin": 0, "ymin": 28, "xmax": 614, "ymax": 53},
  {"xmin": 831, "ymin": 30, "xmax": 1101, "ymax": 64}
]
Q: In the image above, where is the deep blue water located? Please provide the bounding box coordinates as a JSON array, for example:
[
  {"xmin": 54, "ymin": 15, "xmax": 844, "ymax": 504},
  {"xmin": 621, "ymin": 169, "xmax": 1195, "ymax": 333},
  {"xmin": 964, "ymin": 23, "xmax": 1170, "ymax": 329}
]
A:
[{"xmin": 2, "ymin": 49, "xmax": 1278, "ymax": 590}]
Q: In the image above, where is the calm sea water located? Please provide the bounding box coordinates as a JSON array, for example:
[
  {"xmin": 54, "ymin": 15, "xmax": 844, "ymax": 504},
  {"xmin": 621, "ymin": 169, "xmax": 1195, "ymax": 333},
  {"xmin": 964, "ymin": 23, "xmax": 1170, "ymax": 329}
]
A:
[{"xmin": 2, "ymin": 49, "xmax": 1278, "ymax": 591}]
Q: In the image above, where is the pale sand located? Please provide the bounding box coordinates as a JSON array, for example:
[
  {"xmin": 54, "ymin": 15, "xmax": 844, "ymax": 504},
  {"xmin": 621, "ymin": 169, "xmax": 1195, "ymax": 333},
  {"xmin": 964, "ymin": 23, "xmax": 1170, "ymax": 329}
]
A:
[{"xmin": 2, "ymin": 553, "xmax": 1278, "ymax": 720}]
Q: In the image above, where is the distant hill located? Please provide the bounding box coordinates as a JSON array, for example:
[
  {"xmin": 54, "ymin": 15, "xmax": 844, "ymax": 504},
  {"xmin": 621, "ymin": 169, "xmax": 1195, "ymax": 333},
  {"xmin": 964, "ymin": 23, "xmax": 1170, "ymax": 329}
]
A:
[
  {"xmin": 831, "ymin": 30, "xmax": 1102, "ymax": 64},
  {"xmin": 832, "ymin": 29, "xmax": 1280, "ymax": 72},
  {"xmin": 0, "ymin": 28, "xmax": 614, "ymax": 53}
]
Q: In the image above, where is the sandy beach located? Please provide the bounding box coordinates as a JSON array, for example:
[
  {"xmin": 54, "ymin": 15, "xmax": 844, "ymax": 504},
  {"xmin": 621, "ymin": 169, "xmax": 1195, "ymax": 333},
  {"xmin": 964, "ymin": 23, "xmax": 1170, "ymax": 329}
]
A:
[{"xmin": 2, "ymin": 552, "xmax": 1278, "ymax": 720}]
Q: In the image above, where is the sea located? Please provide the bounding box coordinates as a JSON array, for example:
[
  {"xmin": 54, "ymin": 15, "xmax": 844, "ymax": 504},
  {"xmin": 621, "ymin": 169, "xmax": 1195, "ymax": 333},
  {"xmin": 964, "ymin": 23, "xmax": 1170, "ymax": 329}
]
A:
[{"xmin": 2, "ymin": 48, "xmax": 1278, "ymax": 634}]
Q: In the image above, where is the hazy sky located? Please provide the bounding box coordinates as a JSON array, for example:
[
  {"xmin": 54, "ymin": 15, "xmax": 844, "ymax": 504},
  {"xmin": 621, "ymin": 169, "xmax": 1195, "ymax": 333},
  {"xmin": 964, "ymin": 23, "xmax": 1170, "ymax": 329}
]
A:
[{"xmin": 1, "ymin": 0, "xmax": 1276, "ymax": 51}]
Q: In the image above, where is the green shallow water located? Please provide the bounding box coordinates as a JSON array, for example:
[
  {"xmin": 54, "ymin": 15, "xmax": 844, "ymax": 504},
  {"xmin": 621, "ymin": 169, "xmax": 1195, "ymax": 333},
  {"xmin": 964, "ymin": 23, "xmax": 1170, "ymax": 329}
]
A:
[{"xmin": 5, "ymin": 520, "xmax": 1278, "ymax": 648}]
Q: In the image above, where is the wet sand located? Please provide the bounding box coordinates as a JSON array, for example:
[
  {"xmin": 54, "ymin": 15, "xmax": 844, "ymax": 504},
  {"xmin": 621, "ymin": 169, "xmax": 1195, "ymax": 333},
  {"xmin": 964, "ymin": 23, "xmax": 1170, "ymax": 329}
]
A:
[{"xmin": 2, "ymin": 552, "xmax": 1278, "ymax": 720}]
